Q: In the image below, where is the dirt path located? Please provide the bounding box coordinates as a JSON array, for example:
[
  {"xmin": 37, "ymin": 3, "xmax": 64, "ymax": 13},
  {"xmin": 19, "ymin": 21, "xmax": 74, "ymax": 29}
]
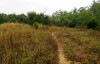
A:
[{"xmin": 52, "ymin": 32, "xmax": 71, "ymax": 64}]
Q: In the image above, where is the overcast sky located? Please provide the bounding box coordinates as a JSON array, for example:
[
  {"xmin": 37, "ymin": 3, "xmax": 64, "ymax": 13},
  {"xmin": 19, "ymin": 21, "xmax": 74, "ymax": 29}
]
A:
[{"xmin": 0, "ymin": 0, "xmax": 94, "ymax": 15}]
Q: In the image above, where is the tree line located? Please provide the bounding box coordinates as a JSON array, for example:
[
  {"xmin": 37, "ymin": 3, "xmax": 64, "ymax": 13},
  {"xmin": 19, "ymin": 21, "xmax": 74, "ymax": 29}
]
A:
[{"xmin": 0, "ymin": 0, "xmax": 100, "ymax": 30}]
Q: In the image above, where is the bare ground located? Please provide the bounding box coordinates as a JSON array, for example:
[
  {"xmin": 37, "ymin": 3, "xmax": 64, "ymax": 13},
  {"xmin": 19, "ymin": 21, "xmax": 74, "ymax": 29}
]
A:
[{"xmin": 52, "ymin": 32, "xmax": 71, "ymax": 64}]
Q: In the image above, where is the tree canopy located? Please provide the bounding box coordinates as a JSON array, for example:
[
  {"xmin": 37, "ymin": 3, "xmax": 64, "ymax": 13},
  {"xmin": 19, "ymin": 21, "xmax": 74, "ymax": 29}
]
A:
[{"xmin": 0, "ymin": 0, "xmax": 100, "ymax": 30}]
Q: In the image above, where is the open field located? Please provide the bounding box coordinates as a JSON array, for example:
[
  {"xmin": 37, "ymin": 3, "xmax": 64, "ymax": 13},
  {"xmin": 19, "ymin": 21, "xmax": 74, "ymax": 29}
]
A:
[
  {"xmin": 50, "ymin": 27, "xmax": 100, "ymax": 64},
  {"xmin": 0, "ymin": 23, "xmax": 100, "ymax": 64}
]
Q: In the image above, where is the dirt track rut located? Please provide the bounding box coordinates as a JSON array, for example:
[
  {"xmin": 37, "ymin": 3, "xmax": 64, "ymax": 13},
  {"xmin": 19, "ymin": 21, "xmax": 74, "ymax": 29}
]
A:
[{"xmin": 52, "ymin": 32, "xmax": 71, "ymax": 64}]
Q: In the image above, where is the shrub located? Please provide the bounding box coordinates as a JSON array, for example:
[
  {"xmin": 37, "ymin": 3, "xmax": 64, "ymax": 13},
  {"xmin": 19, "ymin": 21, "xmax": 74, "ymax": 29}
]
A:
[
  {"xmin": 87, "ymin": 21, "xmax": 98, "ymax": 29},
  {"xmin": 33, "ymin": 22, "xmax": 38, "ymax": 29},
  {"xmin": 68, "ymin": 21, "xmax": 77, "ymax": 28}
]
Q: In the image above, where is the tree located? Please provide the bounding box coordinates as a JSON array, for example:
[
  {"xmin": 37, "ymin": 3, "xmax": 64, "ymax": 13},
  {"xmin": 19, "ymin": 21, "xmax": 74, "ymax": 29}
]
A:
[
  {"xmin": 0, "ymin": 13, "xmax": 9, "ymax": 24},
  {"xmin": 90, "ymin": 0, "xmax": 100, "ymax": 30},
  {"xmin": 27, "ymin": 11, "xmax": 37, "ymax": 25},
  {"xmin": 16, "ymin": 14, "xmax": 28, "ymax": 23},
  {"xmin": 8, "ymin": 14, "xmax": 18, "ymax": 23},
  {"xmin": 43, "ymin": 16, "xmax": 49, "ymax": 25},
  {"xmin": 77, "ymin": 7, "xmax": 95, "ymax": 28},
  {"xmin": 51, "ymin": 10, "xmax": 69, "ymax": 27}
]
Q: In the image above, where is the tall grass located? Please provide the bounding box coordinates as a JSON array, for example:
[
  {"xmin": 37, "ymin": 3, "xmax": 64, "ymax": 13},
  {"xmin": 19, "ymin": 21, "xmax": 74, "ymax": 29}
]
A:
[
  {"xmin": 53, "ymin": 27, "xmax": 100, "ymax": 64},
  {"xmin": 0, "ymin": 23, "xmax": 58, "ymax": 64}
]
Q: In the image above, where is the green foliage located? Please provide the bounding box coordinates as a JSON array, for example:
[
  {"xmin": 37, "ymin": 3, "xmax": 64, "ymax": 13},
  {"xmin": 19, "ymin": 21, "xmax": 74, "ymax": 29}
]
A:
[
  {"xmin": 51, "ymin": 10, "xmax": 69, "ymax": 27},
  {"xmin": 27, "ymin": 11, "xmax": 50, "ymax": 25},
  {"xmin": 0, "ymin": 1, "xmax": 100, "ymax": 30},
  {"xmin": 27, "ymin": 11, "xmax": 37, "ymax": 25},
  {"xmin": 32, "ymin": 22, "xmax": 39, "ymax": 29},
  {"xmin": 87, "ymin": 21, "xmax": 98, "ymax": 29},
  {"xmin": 49, "ymin": 1, "xmax": 100, "ymax": 30},
  {"xmin": 0, "ymin": 13, "xmax": 9, "ymax": 23},
  {"xmin": 68, "ymin": 21, "xmax": 77, "ymax": 28}
]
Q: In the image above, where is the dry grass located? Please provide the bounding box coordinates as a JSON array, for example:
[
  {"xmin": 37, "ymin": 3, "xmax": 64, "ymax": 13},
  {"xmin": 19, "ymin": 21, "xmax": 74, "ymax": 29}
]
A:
[
  {"xmin": 0, "ymin": 23, "xmax": 58, "ymax": 64},
  {"xmin": 51, "ymin": 27, "xmax": 100, "ymax": 64},
  {"xmin": 0, "ymin": 23, "xmax": 100, "ymax": 64}
]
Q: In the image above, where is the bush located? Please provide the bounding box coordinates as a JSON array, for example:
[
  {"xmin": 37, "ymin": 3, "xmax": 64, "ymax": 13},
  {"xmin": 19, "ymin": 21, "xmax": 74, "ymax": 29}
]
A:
[
  {"xmin": 68, "ymin": 21, "xmax": 77, "ymax": 28},
  {"xmin": 33, "ymin": 22, "xmax": 38, "ymax": 29},
  {"xmin": 87, "ymin": 21, "xmax": 98, "ymax": 29}
]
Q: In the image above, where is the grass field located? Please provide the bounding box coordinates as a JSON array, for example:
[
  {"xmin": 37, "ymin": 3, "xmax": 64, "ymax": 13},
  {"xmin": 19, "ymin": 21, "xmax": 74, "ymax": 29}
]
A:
[
  {"xmin": 0, "ymin": 23, "xmax": 58, "ymax": 64},
  {"xmin": 0, "ymin": 23, "xmax": 100, "ymax": 64},
  {"xmin": 51, "ymin": 27, "xmax": 100, "ymax": 64}
]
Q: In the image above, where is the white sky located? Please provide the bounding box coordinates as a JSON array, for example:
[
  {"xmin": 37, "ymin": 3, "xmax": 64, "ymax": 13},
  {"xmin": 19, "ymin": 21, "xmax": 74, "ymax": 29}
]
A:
[{"xmin": 0, "ymin": 0, "xmax": 94, "ymax": 15}]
